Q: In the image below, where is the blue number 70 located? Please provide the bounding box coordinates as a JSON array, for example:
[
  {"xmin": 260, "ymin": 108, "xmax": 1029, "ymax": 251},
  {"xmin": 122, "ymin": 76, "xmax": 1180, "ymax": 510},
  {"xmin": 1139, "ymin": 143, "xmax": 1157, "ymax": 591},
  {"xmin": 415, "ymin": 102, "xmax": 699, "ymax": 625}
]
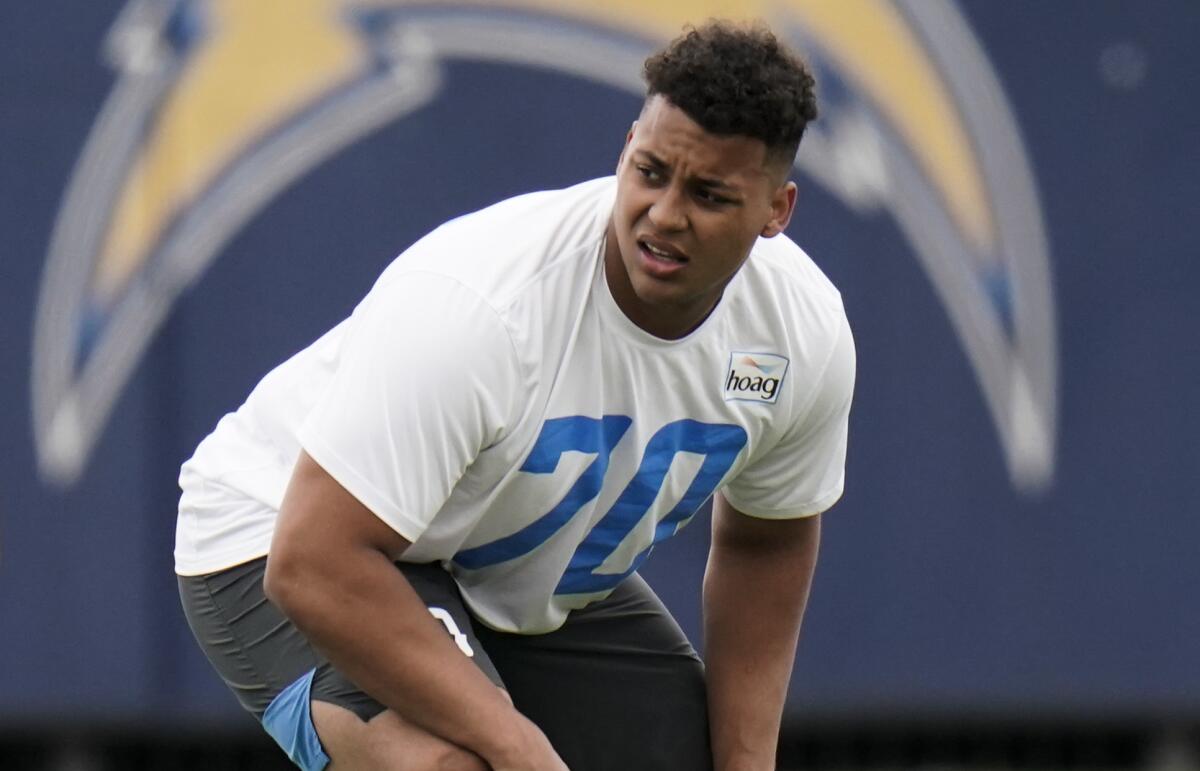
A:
[{"xmin": 454, "ymin": 416, "xmax": 747, "ymax": 595}]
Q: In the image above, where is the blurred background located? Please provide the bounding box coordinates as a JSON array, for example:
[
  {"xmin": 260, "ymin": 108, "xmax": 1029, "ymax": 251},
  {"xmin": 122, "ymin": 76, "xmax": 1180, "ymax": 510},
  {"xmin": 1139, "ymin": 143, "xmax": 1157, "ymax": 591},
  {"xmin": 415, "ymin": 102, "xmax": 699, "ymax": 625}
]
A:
[{"xmin": 2, "ymin": 1, "xmax": 1197, "ymax": 769}]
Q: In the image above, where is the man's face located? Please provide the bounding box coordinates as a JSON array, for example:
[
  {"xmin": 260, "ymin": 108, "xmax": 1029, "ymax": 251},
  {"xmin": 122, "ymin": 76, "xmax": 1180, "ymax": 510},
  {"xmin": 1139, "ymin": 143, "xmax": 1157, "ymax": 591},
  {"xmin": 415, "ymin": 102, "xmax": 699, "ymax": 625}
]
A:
[{"xmin": 606, "ymin": 95, "xmax": 796, "ymax": 339}]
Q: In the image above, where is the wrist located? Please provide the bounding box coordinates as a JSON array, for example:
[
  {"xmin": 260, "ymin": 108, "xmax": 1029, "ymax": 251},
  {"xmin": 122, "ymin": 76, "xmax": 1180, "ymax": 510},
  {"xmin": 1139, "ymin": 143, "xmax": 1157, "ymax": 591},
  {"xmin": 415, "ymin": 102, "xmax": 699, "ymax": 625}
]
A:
[
  {"xmin": 716, "ymin": 755, "xmax": 775, "ymax": 771},
  {"xmin": 712, "ymin": 736, "xmax": 777, "ymax": 771},
  {"xmin": 479, "ymin": 711, "xmax": 553, "ymax": 766}
]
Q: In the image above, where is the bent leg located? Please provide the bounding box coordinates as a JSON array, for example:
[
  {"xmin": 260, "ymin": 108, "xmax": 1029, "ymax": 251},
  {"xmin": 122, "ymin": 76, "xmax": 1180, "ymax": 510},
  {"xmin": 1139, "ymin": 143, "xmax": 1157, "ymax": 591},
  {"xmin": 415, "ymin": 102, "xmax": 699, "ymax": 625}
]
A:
[
  {"xmin": 473, "ymin": 573, "xmax": 712, "ymax": 771},
  {"xmin": 312, "ymin": 701, "xmax": 487, "ymax": 771},
  {"xmin": 181, "ymin": 558, "xmax": 505, "ymax": 770}
]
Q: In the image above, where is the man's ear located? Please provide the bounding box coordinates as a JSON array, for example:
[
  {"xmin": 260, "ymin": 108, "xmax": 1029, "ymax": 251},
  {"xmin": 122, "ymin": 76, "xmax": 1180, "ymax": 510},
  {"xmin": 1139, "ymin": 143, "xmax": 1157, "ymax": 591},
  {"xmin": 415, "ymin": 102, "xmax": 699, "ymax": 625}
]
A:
[
  {"xmin": 760, "ymin": 181, "xmax": 798, "ymax": 238},
  {"xmin": 616, "ymin": 121, "xmax": 638, "ymax": 171}
]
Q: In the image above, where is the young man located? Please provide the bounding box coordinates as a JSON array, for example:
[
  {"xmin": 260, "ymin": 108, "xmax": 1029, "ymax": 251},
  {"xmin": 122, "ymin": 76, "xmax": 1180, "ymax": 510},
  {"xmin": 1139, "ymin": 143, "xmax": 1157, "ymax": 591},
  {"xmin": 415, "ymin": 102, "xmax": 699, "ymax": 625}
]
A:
[{"xmin": 177, "ymin": 21, "xmax": 854, "ymax": 771}]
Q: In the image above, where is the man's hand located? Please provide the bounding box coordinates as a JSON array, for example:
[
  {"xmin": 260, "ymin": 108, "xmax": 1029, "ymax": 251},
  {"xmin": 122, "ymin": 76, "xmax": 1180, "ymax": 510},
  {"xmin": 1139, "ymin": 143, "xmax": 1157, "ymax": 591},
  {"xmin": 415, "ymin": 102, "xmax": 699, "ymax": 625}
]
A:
[
  {"xmin": 490, "ymin": 718, "xmax": 571, "ymax": 771},
  {"xmin": 265, "ymin": 450, "xmax": 568, "ymax": 769},
  {"xmin": 703, "ymin": 493, "xmax": 821, "ymax": 771}
]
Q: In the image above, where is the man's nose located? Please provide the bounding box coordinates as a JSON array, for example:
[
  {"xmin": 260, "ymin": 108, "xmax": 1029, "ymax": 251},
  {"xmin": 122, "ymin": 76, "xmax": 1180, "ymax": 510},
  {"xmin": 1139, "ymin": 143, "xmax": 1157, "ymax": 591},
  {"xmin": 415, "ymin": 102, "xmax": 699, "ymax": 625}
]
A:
[{"xmin": 648, "ymin": 186, "xmax": 688, "ymax": 232}]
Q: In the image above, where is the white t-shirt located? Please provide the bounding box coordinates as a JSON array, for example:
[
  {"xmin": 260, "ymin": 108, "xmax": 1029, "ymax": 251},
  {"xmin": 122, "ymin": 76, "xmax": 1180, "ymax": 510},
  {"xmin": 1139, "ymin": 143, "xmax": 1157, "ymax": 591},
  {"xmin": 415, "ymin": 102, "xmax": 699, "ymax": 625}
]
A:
[{"xmin": 176, "ymin": 177, "xmax": 854, "ymax": 633}]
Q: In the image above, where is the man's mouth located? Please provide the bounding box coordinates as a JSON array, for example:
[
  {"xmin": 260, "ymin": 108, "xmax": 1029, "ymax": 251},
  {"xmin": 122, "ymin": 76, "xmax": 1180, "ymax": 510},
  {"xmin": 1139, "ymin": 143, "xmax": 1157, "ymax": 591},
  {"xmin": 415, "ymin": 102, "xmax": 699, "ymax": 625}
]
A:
[{"xmin": 639, "ymin": 239, "xmax": 688, "ymax": 265}]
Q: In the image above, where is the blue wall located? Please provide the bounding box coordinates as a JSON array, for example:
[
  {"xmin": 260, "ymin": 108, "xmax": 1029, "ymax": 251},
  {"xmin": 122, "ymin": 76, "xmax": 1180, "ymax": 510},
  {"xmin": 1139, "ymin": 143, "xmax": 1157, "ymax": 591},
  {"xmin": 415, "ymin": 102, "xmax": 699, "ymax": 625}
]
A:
[{"xmin": 1, "ymin": 1, "xmax": 1197, "ymax": 727}]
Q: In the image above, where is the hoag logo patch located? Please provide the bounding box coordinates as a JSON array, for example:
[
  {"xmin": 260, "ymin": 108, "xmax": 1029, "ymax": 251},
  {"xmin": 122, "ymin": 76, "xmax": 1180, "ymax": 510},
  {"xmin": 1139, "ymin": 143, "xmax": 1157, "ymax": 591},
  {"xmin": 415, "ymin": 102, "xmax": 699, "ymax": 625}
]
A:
[{"xmin": 724, "ymin": 352, "xmax": 789, "ymax": 404}]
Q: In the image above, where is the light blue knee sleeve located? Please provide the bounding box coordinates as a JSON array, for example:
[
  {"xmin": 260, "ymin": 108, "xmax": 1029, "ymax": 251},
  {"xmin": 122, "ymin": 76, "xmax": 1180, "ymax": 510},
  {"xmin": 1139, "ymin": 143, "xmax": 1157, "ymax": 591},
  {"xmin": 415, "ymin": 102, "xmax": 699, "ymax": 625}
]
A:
[{"xmin": 262, "ymin": 669, "xmax": 331, "ymax": 771}]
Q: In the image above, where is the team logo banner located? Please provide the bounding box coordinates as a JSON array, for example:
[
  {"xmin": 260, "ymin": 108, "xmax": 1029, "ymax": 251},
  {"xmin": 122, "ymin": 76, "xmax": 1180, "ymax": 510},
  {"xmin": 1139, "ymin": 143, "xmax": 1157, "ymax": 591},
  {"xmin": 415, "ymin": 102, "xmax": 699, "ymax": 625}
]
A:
[{"xmin": 33, "ymin": 0, "xmax": 1056, "ymax": 493}]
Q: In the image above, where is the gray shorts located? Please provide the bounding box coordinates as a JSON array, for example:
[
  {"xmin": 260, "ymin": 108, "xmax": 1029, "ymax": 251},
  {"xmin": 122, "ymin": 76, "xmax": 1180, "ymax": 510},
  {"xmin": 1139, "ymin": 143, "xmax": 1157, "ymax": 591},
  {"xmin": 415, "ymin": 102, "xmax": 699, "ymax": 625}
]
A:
[{"xmin": 179, "ymin": 558, "xmax": 711, "ymax": 771}]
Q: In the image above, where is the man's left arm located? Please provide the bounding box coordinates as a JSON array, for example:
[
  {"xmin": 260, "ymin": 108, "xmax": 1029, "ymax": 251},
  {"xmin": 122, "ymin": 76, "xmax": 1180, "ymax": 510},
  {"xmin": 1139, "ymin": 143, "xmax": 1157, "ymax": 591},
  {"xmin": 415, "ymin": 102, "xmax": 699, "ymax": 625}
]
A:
[{"xmin": 703, "ymin": 492, "xmax": 821, "ymax": 771}]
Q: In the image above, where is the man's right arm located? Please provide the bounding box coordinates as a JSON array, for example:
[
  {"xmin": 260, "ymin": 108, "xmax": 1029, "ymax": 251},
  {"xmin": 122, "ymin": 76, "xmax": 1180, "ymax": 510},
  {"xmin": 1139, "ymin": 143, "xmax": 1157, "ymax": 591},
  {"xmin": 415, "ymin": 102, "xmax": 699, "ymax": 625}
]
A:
[{"xmin": 263, "ymin": 450, "xmax": 567, "ymax": 771}]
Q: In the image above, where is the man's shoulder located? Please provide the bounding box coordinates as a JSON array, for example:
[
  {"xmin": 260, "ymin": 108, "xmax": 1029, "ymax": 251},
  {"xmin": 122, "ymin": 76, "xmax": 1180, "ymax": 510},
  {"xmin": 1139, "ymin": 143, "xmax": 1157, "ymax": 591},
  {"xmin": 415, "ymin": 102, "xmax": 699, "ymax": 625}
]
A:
[
  {"xmin": 742, "ymin": 234, "xmax": 845, "ymax": 318},
  {"xmin": 426, "ymin": 176, "xmax": 613, "ymax": 254},
  {"xmin": 447, "ymin": 176, "xmax": 615, "ymax": 230},
  {"xmin": 375, "ymin": 176, "xmax": 614, "ymax": 306}
]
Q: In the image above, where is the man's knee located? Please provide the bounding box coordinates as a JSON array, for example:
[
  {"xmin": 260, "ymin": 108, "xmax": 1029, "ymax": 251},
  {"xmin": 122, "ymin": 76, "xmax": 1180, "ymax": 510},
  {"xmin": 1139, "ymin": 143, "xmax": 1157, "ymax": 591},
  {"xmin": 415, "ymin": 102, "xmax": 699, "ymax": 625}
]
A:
[{"xmin": 312, "ymin": 700, "xmax": 487, "ymax": 771}]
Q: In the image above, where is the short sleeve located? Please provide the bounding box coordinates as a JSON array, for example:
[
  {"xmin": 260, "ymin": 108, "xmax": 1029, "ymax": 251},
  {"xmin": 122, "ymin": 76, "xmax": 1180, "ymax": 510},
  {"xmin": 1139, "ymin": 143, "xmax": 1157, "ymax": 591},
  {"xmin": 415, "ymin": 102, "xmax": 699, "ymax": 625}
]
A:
[
  {"xmin": 297, "ymin": 272, "xmax": 521, "ymax": 542},
  {"xmin": 722, "ymin": 312, "xmax": 856, "ymax": 518}
]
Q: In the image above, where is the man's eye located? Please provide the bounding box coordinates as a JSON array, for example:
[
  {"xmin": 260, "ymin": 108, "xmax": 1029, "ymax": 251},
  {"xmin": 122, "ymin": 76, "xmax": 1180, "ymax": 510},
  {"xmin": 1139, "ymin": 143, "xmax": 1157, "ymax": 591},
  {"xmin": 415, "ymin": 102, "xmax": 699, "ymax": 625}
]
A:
[
  {"xmin": 696, "ymin": 189, "xmax": 730, "ymax": 205},
  {"xmin": 636, "ymin": 165, "xmax": 662, "ymax": 182}
]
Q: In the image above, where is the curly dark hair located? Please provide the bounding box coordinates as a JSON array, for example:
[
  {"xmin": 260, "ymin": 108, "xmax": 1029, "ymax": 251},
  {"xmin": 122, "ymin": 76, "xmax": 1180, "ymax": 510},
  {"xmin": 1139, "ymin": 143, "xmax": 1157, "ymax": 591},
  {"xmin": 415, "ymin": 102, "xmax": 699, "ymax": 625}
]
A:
[{"xmin": 643, "ymin": 21, "xmax": 818, "ymax": 167}]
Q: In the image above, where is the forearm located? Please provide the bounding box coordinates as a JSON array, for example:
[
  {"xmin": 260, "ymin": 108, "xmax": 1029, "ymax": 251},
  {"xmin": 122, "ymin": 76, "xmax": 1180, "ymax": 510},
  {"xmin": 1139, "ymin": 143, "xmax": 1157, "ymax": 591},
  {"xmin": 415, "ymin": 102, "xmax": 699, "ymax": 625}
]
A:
[
  {"xmin": 265, "ymin": 544, "xmax": 539, "ymax": 766},
  {"xmin": 703, "ymin": 509, "xmax": 820, "ymax": 771}
]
